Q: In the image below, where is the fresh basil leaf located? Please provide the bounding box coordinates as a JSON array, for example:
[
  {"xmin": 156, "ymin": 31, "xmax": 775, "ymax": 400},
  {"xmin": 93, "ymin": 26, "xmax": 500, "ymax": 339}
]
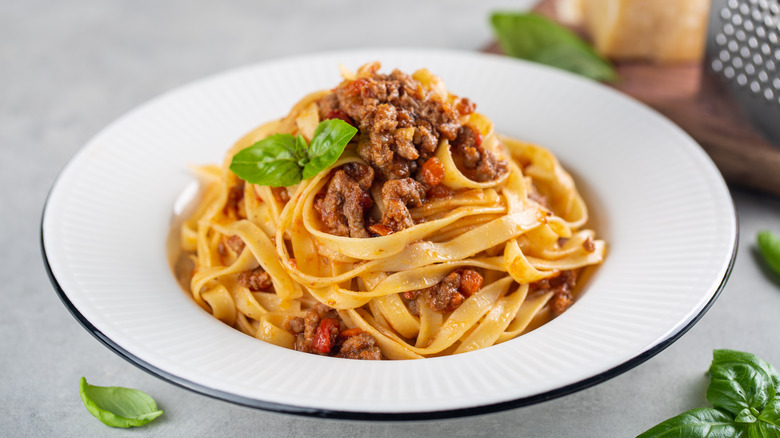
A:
[
  {"xmin": 749, "ymin": 397, "xmax": 780, "ymax": 438},
  {"xmin": 302, "ymin": 119, "xmax": 357, "ymax": 180},
  {"xmin": 295, "ymin": 135, "xmax": 309, "ymax": 167},
  {"xmin": 708, "ymin": 350, "xmax": 778, "ymax": 416},
  {"xmin": 490, "ymin": 12, "xmax": 617, "ymax": 82},
  {"xmin": 79, "ymin": 377, "xmax": 163, "ymax": 428},
  {"xmin": 230, "ymin": 133, "xmax": 306, "ymax": 187},
  {"xmin": 735, "ymin": 407, "xmax": 759, "ymax": 424},
  {"xmin": 757, "ymin": 230, "xmax": 780, "ymax": 277},
  {"xmin": 637, "ymin": 407, "xmax": 744, "ymax": 438}
]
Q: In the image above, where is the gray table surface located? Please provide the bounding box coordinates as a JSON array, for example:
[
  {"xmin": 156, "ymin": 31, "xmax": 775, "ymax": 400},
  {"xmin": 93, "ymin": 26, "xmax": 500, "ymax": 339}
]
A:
[{"xmin": 3, "ymin": 0, "xmax": 780, "ymax": 436}]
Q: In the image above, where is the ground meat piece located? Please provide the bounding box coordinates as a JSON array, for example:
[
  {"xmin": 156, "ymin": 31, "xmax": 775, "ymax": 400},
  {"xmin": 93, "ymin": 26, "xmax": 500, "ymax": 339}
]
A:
[
  {"xmin": 237, "ymin": 267, "xmax": 272, "ymax": 291},
  {"xmin": 324, "ymin": 65, "xmax": 474, "ymax": 181},
  {"xmin": 582, "ymin": 236, "xmax": 596, "ymax": 252},
  {"xmin": 414, "ymin": 121, "xmax": 438, "ymax": 158},
  {"xmin": 342, "ymin": 161, "xmax": 375, "ymax": 189},
  {"xmin": 475, "ymin": 153, "xmax": 507, "ymax": 183},
  {"xmin": 359, "ymin": 104, "xmax": 403, "ymax": 172},
  {"xmin": 528, "ymin": 188, "xmax": 550, "ymax": 210},
  {"xmin": 287, "ymin": 304, "xmax": 382, "ymax": 359},
  {"xmin": 314, "ymin": 163, "xmax": 375, "ymax": 238},
  {"xmin": 409, "ymin": 269, "xmax": 485, "ymax": 313},
  {"xmin": 372, "ymin": 105, "xmax": 401, "ymax": 150},
  {"xmin": 225, "ymin": 235, "xmax": 245, "ymax": 253},
  {"xmin": 285, "ymin": 316, "xmax": 305, "ymax": 334},
  {"xmin": 314, "ymin": 303, "xmax": 339, "ymax": 322},
  {"xmin": 451, "ymin": 125, "xmax": 507, "ymax": 182},
  {"xmin": 356, "ymin": 132, "xmax": 411, "ymax": 179},
  {"xmin": 338, "ymin": 333, "xmax": 382, "ymax": 360},
  {"xmin": 424, "ymin": 272, "xmax": 463, "ymax": 312},
  {"xmin": 224, "ymin": 180, "xmax": 246, "ymax": 218},
  {"xmin": 530, "ymin": 270, "xmax": 579, "ymax": 317},
  {"xmin": 293, "ymin": 303, "xmax": 340, "ymax": 353},
  {"xmin": 401, "ymin": 291, "xmax": 420, "ymax": 316},
  {"xmin": 271, "ymin": 187, "xmax": 290, "ymax": 203},
  {"xmin": 218, "ymin": 235, "xmax": 246, "ymax": 258},
  {"xmin": 393, "ymin": 127, "xmax": 417, "ymax": 160},
  {"xmin": 298, "ymin": 310, "xmax": 320, "ymax": 352},
  {"xmin": 550, "ymin": 293, "xmax": 572, "ymax": 318},
  {"xmin": 527, "ymin": 181, "xmax": 552, "ymax": 210},
  {"xmin": 380, "ymin": 178, "xmax": 426, "ymax": 232}
]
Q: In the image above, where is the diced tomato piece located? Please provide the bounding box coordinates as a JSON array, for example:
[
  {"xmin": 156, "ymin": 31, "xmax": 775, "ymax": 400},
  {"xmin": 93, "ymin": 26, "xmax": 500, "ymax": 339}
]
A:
[
  {"xmin": 339, "ymin": 327, "xmax": 363, "ymax": 339},
  {"xmin": 311, "ymin": 318, "xmax": 340, "ymax": 354},
  {"xmin": 458, "ymin": 269, "xmax": 483, "ymax": 297},
  {"xmin": 343, "ymin": 78, "xmax": 367, "ymax": 97},
  {"xmin": 368, "ymin": 224, "xmax": 394, "ymax": 237},
  {"xmin": 403, "ymin": 290, "xmax": 419, "ymax": 301},
  {"xmin": 325, "ymin": 109, "xmax": 354, "ymax": 126},
  {"xmin": 421, "ymin": 157, "xmax": 445, "ymax": 186}
]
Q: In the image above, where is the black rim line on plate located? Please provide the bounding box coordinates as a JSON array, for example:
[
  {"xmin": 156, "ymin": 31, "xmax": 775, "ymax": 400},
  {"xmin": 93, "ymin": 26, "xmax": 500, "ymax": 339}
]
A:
[{"xmin": 39, "ymin": 183, "xmax": 740, "ymax": 421}]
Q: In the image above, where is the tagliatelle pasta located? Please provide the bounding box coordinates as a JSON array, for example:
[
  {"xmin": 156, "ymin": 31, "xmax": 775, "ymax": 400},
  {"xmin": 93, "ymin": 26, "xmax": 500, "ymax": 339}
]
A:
[{"xmin": 174, "ymin": 62, "xmax": 605, "ymax": 360}]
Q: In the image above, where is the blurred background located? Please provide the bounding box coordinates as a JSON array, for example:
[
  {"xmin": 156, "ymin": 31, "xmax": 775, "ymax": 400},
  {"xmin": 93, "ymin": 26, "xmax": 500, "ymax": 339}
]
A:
[{"xmin": 3, "ymin": 0, "xmax": 780, "ymax": 437}]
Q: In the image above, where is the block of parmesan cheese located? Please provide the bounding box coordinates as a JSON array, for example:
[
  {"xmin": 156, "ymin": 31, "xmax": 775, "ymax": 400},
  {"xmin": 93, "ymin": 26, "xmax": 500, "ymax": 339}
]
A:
[
  {"xmin": 555, "ymin": 0, "xmax": 585, "ymax": 25},
  {"xmin": 581, "ymin": 0, "xmax": 711, "ymax": 63}
]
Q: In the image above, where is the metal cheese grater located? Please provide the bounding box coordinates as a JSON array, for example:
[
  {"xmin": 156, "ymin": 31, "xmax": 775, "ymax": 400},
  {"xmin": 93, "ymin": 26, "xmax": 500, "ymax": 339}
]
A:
[{"xmin": 707, "ymin": 0, "xmax": 780, "ymax": 147}]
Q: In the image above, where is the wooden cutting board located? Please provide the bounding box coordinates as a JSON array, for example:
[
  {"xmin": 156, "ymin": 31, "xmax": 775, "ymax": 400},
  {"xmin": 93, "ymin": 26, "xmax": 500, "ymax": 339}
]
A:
[{"xmin": 485, "ymin": 0, "xmax": 780, "ymax": 196}]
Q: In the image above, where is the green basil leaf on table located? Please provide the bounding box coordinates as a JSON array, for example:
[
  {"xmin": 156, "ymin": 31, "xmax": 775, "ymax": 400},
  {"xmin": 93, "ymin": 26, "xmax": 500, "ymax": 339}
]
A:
[
  {"xmin": 707, "ymin": 350, "xmax": 779, "ymax": 417},
  {"xmin": 302, "ymin": 118, "xmax": 357, "ymax": 180},
  {"xmin": 79, "ymin": 377, "xmax": 163, "ymax": 428},
  {"xmin": 750, "ymin": 397, "xmax": 780, "ymax": 437},
  {"xmin": 734, "ymin": 407, "xmax": 759, "ymax": 424},
  {"xmin": 636, "ymin": 407, "xmax": 744, "ymax": 438},
  {"xmin": 639, "ymin": 350, "xmax": 780, "ymax": 437},
  {"xmin": 490, "ymin": 12, "xmax": 618, "ymax": 82},
  {"xmin": 757, "ymin": 230, "xmax": 780, "ymax": 277}
]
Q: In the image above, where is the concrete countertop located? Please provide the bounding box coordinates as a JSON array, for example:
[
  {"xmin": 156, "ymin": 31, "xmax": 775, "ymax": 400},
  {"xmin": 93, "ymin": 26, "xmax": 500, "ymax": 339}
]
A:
[{"xmin": 3, "ymin": 1, "xmax": 779, "ymax": 436}]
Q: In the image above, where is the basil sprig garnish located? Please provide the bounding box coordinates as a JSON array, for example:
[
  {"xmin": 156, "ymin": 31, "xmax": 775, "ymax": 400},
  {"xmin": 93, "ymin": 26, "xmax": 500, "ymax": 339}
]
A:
[
  {"xmin": 758, "ymin": 230, "xmax": 780, "ymax": 277},
  {"xmin": 639, "ymin": 350, "xmax": 780, "ymax": 437},
  {"xmin": 230, "ymin": 118, "xmax": 357, "ymax": 187},
  {"xmin": 490, "ymin": 12, "xmax": 618, "ymax": 82},
  {"xmin": 79, "ymin": 377, "xmax": 164, "ymax": 428}
]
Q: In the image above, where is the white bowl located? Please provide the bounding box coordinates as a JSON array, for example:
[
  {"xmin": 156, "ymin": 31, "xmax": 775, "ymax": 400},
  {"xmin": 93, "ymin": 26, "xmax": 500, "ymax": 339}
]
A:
[{"xmin": 41, "ymin": 49, "xmax": 737, "ymax": 419}]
